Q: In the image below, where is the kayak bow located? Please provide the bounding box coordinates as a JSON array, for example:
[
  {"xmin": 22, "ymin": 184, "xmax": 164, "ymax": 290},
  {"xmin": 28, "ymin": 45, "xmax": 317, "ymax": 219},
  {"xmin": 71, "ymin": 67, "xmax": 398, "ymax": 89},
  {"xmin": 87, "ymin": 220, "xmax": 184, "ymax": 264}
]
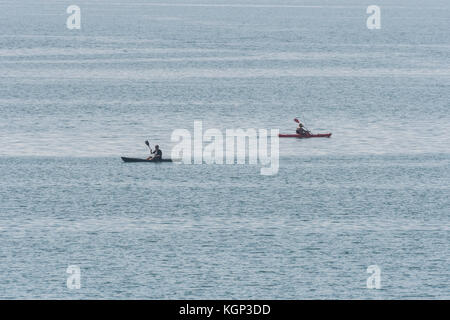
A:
[
  {"xmin": 121, "ymin": 157, "xmax": 173, "ymax": 163},
  {"xmin": 278, "ymin": 133, "xmax": 332, "ymax": 138}
]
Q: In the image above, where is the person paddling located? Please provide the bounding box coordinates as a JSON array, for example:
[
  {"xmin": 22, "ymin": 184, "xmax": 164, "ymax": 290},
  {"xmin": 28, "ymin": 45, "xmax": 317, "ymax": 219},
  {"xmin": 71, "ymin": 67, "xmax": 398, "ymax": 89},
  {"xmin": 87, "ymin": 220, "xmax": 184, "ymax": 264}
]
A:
[{"xmin": 145, "ymin": 141, "xmax": 162, "ymax": 160}]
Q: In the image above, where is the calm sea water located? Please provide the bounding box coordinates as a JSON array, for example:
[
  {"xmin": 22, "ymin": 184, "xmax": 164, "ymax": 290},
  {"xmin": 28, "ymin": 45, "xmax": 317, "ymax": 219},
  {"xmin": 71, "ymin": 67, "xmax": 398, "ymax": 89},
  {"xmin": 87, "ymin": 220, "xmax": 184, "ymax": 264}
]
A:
[{"xmin": 0, "ymin": 0, "xmax": 449, "ymax": 299}]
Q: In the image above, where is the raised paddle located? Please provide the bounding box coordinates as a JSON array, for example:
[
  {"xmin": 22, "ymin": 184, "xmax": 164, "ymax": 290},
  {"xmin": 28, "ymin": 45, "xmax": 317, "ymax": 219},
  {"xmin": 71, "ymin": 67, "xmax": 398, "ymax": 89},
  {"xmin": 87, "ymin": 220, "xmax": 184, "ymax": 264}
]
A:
[{"xmin": 145, "ymin": 140, "xmax": 152, "ymax": 154}]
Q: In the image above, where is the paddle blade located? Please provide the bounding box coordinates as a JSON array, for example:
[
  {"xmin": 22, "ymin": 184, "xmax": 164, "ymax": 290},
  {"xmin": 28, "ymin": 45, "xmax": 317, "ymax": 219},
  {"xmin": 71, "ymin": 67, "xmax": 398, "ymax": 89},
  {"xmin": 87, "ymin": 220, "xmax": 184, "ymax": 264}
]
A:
[
  {"xmin": 145, "ymin": 140, "xmax": 149, "ymax": 146},
  {"xmin": 294, "ymin": 118, "xmax": 300, "ymax": 123}
]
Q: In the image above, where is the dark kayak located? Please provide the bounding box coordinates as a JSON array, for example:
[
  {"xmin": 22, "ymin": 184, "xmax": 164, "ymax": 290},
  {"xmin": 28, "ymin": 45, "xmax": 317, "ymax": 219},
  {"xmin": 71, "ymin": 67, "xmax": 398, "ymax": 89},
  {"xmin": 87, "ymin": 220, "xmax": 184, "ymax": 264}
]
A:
[
  {"xmin": 278, "ymin": 133, "xmax": 332, "ymax": 138},
  {"xmin": 121, "ymin": 157, "xmax": 173, "ymax": 163}
]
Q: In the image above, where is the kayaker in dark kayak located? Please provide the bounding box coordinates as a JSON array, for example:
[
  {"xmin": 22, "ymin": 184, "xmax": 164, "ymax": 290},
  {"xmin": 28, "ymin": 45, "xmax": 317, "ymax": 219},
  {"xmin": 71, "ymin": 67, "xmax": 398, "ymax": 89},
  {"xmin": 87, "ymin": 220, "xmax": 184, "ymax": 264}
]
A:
[
  {"xmin": 145, "ymin": 141, "xmax": 162, "ymax": 160},
  {"xmin": 147, "ymin": 145, "xmax": 162, "ymax": 160}
]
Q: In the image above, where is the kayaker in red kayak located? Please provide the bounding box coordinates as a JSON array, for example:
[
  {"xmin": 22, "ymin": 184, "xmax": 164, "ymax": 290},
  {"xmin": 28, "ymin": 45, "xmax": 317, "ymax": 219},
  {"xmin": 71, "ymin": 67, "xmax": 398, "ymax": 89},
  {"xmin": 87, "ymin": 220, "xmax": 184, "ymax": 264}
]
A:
[
  {"xmin": 296, "ymin": 122, "xmax": 310, "ymax": 136},
  {"xmin": 279, "ymin": 119, "xmax": 332, "ymax": 138},
  {"xmin": 145, "ymin": 141, "xmax": 162, "ymax": 160}
]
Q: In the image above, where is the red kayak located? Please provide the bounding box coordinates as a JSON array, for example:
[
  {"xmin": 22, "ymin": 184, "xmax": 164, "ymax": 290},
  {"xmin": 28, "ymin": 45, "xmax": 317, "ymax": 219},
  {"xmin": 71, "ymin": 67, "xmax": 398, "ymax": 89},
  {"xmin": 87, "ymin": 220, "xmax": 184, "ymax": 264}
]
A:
[{"xmin": 278, "ymin": 133, "xmax": 332, "ymax": 138}]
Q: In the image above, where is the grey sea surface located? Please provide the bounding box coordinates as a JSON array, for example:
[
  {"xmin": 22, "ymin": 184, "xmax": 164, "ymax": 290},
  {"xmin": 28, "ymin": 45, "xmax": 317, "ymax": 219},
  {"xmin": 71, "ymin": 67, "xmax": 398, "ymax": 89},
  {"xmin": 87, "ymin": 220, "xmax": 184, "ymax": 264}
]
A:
[{"xmin": 0, "ymin": 0, "xmax": 449, "ymax": 299}]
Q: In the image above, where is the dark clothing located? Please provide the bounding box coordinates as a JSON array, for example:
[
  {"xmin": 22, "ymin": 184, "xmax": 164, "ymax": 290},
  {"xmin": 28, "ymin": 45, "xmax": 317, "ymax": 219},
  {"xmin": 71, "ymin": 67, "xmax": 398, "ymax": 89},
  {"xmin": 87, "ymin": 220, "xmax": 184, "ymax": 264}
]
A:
[{"xmin": 152, "ymin": 149, "xmax": 162, "ymax": 159}]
